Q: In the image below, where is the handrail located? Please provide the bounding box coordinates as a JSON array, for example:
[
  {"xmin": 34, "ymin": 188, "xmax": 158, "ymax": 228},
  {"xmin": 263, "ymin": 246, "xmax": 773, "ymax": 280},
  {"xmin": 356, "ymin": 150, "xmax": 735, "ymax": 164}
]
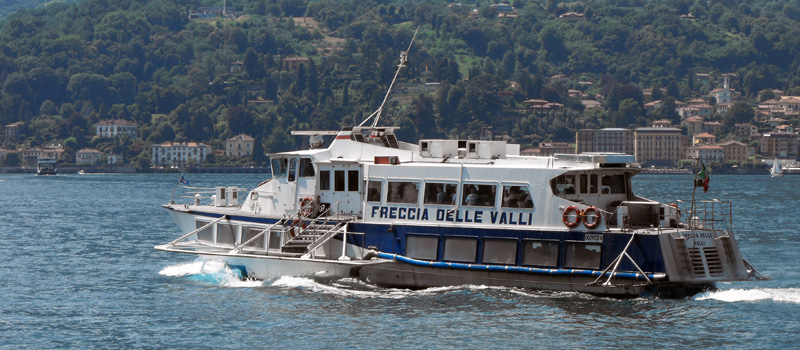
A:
[
  {"xmin": 301, "ymin": 222, "xmax": 348, "ymax": 259},
  {"xmin": 166, "ymin": 215, "xmax": 227, "ymax": 248},
  {"xmin": 588, "ymin": 232, "xmax": 653, "ymax": 287},
  {"xmin": 229, "ymin": 219, "xmax": 287, "ymax": 254},
  {"xmin": 281, "ymin": 200, "xmax": 340, "ymax": 248}
]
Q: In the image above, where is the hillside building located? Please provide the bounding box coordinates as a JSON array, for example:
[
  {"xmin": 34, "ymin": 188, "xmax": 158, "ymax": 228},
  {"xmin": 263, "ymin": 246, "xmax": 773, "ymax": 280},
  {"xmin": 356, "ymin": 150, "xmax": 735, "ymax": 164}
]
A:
[
  {"xmin": 96, "ymin": 119, "xmax": 137, "ymax": 138},
  {"xmin": 575, "ymin": 128, "xmax": 634, "ymax": 155},
  {"xmin": 151, "ymin": 142, "xmax": 210, "ymax": 167},
  {"xmin": 226, "ymin": 134, "xmax": 255, "ymax": 158},
  {"xmin": 634, "ymin": 127, "xmax": 683, "ymax": 166}
]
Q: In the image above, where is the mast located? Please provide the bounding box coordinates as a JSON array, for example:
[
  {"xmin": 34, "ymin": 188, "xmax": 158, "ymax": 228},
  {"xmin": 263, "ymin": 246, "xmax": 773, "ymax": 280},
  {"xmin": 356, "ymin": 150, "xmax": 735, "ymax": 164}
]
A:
[{"xmin": 358, "ymin": 26, "xmax": 420, "ymax": 130}]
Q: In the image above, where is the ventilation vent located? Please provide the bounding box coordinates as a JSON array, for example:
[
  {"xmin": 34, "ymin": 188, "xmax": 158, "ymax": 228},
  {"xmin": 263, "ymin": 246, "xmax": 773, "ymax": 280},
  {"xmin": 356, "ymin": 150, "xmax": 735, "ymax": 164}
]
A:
[
  {"xmin": 688, "ymin": 248, "xmax": 705, "ymax": 276},
  {"xmin": 704, "ymin": 247, "xmax": 724, "ymax": 277}
]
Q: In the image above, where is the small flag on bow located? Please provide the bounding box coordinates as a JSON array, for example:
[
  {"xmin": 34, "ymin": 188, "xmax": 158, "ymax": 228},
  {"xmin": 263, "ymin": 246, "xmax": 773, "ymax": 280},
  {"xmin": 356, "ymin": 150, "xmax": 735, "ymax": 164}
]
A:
[{"xmin": 179, "ymin": 175, "xmax": 189, "ymax": 185}]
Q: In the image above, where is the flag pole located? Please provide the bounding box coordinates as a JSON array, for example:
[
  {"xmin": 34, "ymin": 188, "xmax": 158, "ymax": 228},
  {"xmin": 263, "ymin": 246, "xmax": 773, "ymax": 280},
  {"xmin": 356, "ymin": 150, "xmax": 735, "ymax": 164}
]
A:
[
  {"xmin": 171, "ymin": 173, "xmax": 183, "ymax": 204},
  {"xmin": 689, "ymin": 157, "xmax": 698, "ymax": 224}
]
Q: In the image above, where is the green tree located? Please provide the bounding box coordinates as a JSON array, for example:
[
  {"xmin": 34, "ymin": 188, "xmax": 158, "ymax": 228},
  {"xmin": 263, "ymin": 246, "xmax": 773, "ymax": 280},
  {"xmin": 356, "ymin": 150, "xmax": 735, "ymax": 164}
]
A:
[{"xmin": 722, "ymin": 101, "xmax": 754, "ymax": 127}]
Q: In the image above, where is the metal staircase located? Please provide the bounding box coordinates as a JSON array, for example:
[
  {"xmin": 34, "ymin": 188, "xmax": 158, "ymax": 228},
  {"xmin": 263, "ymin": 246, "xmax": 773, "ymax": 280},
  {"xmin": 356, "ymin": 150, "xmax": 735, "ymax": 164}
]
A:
[{"xmin": 281, "ymin": 222, "xmax": 338, "ymax": 254}]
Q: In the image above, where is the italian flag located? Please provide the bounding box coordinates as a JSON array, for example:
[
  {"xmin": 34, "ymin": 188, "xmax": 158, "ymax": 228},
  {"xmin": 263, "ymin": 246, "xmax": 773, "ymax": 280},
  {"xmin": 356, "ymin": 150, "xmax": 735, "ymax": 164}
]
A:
[{"xmin": 697, "ymin": 162, "xmax": 709, "ymax": 193}]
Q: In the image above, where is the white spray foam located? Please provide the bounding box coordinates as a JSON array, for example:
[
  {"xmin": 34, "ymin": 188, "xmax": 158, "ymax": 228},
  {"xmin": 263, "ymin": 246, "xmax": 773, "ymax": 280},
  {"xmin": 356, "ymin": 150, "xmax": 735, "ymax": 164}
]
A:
[
  {"xmin": 694, "ymin": 288, "xmax": 800, "ymax": 303},
  {"xmin": 159, "ymin": 260, "xmax": 264, "ymax": 288}
]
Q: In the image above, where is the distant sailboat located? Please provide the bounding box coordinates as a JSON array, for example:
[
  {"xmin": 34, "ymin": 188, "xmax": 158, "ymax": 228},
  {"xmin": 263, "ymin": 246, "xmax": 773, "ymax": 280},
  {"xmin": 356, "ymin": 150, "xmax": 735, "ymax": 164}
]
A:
[{"xmin": 771, "ymin": 159, "xmax": 783, "ymax": 177}]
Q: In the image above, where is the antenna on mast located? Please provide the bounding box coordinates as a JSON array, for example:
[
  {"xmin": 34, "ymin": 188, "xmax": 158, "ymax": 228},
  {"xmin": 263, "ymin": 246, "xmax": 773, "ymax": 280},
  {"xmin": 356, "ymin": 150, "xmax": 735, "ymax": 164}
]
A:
[{"xmin": 358, "ymin": 26, "xmax": 420, "ymax": 129}]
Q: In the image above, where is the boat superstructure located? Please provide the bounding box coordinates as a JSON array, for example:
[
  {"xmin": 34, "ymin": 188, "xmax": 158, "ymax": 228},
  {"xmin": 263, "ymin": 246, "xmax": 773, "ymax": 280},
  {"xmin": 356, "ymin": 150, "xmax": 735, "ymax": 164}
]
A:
[
  {"xmin": 157, "ymin": 129, "xmax": 768, "ymax": 296},
  {"xmin": 36, "ymin": 157, "xmax": 57, "ymax": 175},
  {"xmin": 156, "ymin": 29, "xmax": 766, "ymax": 297}
]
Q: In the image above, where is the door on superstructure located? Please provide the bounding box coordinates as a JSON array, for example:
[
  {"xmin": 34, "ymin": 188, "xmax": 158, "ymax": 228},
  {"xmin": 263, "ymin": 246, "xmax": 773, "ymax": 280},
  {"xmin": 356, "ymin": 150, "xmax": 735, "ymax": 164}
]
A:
[
  {"xmin": 270, "ymin": 157, "xmax": 296, "ymax": 211},
  {"xmin": 317, "ymin": 160, "xmax": 363, "ymax": 216},
  {"xmin": 294, "ymin": 157, "xmax": 317, "ymax": 211}
]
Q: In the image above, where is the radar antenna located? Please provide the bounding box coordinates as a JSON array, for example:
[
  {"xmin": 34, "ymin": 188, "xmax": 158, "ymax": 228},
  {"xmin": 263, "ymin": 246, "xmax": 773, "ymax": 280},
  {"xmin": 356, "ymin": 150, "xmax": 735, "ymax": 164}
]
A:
[{"xmin": 358, "ymin": 26, "xmax": 420, "ymax": 130}]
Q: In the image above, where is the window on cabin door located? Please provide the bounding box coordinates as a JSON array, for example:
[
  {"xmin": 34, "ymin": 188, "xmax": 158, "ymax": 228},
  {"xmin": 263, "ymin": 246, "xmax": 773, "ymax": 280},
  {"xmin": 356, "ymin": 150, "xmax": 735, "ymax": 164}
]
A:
[
  {"xmin": 347, "ymin": 170, "xmax": 359, "ymax": 192},
  {"xmin": 319, "ymin": 171, "xmax": 330, "ymax": 190},
  {"xmin": 334, "ymin": 170, "xmax": 345, "ymax": 191}
]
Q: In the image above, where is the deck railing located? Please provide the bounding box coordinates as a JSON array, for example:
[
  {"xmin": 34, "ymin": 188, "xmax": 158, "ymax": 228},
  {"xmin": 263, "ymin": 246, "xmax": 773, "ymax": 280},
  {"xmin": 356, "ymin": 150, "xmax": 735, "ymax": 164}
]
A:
[{"xmin": 676, "ymin": 199, "xmax": 733, "ymax": 232}]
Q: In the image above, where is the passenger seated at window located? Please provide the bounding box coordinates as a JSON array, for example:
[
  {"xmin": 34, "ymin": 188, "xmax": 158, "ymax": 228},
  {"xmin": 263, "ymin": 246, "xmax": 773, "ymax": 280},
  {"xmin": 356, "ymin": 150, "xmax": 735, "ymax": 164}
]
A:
[
  {"xmin": 465, "ymin": 186, "xmax": 482, "ymax": 206},
  {"xmin": 517, "ymin": 193, "xmax": 533, "ymax": 208},
  {"xmin": 436, "ymin": 185, "xmax": 449, "ymax": 204},
  {"xmin": 389, "ymin": 182, "xmax": 403, "ymax": 203},
  {"xmin": 367, "ymin": 188, "xmax": 380, "ymax": 202},
  {"xmin": 402, "ymin": 183, "xmax": 418, "ymax": 203},
  {"xmin": 503, "ymin": 186, "xmax": 522, "ymax": 208}
]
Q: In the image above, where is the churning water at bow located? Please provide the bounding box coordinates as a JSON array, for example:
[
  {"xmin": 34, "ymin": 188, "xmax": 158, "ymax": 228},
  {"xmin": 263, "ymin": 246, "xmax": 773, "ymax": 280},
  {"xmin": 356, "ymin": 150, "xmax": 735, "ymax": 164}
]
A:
[{"xmin": 1, "ymin": 173, "xmax": 798, "ymax": 349}]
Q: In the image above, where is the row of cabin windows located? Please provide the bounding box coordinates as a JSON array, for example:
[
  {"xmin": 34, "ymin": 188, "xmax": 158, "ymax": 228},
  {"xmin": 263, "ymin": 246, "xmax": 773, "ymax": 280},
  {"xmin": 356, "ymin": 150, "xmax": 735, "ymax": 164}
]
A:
[
  {"xmin": 196, "ymin": 222, "xmax": 282, "ymax": 250},
  {"xmin": 271, "ymin": 158, "xmax": 316, "ymax": 181},
  {"xmin": 319, "ymin": 170, "xmax": 360, "ymax": 192},
  {"xmin": 406, "ymin": 235, "xmax": 601, "ymax": 269},
  {"xmin": 366, "ymin": 180, "xmax": 534, "ymax": 209},
  {"xmin": 551, "ymin": 173, "xmax": 626, "ymax": 196}
]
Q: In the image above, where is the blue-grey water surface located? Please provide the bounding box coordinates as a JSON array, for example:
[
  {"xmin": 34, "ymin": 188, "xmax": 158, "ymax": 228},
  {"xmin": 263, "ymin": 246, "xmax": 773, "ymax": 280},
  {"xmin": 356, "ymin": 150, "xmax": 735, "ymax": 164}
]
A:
[{"xmin": 1, "ymin": 173, "xmax": 798, "ymax": 349}]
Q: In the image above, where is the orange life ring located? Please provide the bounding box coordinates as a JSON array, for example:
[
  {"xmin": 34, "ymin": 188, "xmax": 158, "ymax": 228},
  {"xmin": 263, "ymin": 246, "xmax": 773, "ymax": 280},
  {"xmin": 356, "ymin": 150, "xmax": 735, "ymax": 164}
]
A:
[
  {"xmin": 289, "ymin": 219, "xmax": 306, "ymax": 237},
  {"xmin": 300, "ymin": 197, "xmax": 313, "ymax": 216},
  {"xmin": 563, "ymin": 205, "xmax": 581, "ymax": 228},
  {"xmin": 582, "ymin": 206, "xmax": 601, "ymax": 229}
]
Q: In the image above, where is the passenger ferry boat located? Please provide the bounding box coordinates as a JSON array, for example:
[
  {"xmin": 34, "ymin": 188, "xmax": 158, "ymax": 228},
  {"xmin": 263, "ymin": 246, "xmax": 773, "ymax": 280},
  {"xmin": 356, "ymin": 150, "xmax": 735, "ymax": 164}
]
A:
[
  {"xmin": 36, "ymin": 157, "xmax": 57, "ymax": 175},
  {"xmin": 156, "ymin": 32, "xmax": 766, "ymax": 297}
]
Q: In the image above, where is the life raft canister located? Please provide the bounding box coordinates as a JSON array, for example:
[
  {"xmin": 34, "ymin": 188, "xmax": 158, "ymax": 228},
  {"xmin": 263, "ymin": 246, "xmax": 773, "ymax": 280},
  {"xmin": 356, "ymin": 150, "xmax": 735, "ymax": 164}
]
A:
[
  {"xmin": 581, "ymin": 206, "xmax": 601, "ymax": 229},
  {"xmin": 562, "ymin": 205, "xmax": 582, "ymax": 228}
]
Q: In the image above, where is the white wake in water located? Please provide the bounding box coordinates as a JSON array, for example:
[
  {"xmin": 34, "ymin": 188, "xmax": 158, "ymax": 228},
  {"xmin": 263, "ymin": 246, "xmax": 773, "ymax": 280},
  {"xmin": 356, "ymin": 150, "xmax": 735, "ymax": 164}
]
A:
[
  {"xmin": 269, "ymin": 276, "xmax": 507, "ymax": 299},
  {"xmin": 158, "ymin": 260, "xmax": 264, "ymax": 287},
  {"xmin": 694, "ymin": 288, "xmax": 800, "ymax": 303}
]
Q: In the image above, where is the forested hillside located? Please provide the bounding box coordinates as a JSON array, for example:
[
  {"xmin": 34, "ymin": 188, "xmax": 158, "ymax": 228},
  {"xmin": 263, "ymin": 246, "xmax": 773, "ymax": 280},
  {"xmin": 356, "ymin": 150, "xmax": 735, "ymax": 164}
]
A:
[
  {"xmin": 1, "ymin": 0, "xmax": 799, "ymax": 169},
  {"xmin": 0, "ymin": 0, "xmax": 58, "ymax": 18}
]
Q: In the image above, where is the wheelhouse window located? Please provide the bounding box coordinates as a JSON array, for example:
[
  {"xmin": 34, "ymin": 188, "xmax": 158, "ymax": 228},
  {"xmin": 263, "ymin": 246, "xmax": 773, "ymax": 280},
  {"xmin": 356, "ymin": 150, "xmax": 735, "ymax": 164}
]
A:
[
  {"xmin": 462, "ymin": 183, "xmax": 496, "ymax": 207},
  {"xmin": 288, "ymin": 158, "xmax": 298, "ymax": 182},
  {"xmin": 522, "ymin": 240, "xmax": 559, "ymax": 267},
  {"xmin": 367, "ymin": 180, "xmax": 382, "ymax": 202},
  {"xmin": 319, "ymin": 170, "xmax": 331, "ymax": 191},
  {"xmin": 423, "ymin": 182, "xmax": 457, "ymax": 205},
  {"xmin": 564, "ymin": 243, "xmax": 602, "ymax": 269},
  {"xmin": 502, "ymin": 185, "xmax": 533, "ymax": 208},
  {"xmin": 443, "ymin": 237, "xmax": 477, "ymax": 263},
  {"xmin": 482, "ymin": 239, "xmax": 517, "ymax": 265},
  {"xmin": 406, "ymin": 235, "xmax": 438, "ymax": 260},
  {"xmin": 579, "ymin": 174, "xmax": 599, "ymax": 194},
  {"xmin": 387, "ymin": 181, "xmax": 419, "ymax": 204},
  {"xmin": 299, "ymin": 158, "xmax": 315, "ymax": 177},
  {"xmin": 550, "ymin": 174, "xmax": 576, "ymax": 196},
  {"xmin": 601, "ymin": 174, "xmax": 626, "ymax": 194},
  {"xmin": 271, "ymin": 158, "xmax": 288, "ymax": 178}
]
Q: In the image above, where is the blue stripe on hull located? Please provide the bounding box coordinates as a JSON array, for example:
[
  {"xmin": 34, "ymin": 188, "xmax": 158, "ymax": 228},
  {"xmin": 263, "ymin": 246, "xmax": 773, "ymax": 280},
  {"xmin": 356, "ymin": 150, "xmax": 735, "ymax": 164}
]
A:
[
  {"xmin": 376, "ymin": 252, "xmax": 659, "ymax": 281},
  {"xmin": 347, "ymin": 222, "xmax": 667, "ymax": 275},
  {"xmin": 170, "ymin": 207, "xmax": 667, "ymax": 276}
]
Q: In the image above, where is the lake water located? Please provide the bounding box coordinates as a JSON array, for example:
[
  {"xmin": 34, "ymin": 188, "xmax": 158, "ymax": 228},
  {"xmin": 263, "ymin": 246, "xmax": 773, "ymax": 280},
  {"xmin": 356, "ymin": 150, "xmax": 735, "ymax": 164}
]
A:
[{"xmin": 1, "ymin": 173, "xmax": 798, "ymax": 349}]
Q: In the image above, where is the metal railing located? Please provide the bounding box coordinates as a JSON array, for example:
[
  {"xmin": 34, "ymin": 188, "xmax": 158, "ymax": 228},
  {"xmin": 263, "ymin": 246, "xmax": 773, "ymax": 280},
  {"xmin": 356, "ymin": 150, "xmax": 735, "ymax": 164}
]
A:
[
  {"xmin": 166, "ymin": 215, "xmax": 228, "ymax": 248},
  {"xmin": 229, "ymin": 219, "xmax": 287, "ymax": 254},
  {"xmin": 677, "ymin": 199, "xmax": 733, "ymax": 232}
]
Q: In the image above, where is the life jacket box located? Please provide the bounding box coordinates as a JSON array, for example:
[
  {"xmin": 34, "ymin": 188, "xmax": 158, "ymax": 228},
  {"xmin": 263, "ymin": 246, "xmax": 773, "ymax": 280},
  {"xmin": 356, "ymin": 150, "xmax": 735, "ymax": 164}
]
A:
[
  {"xmin": 419, "ymin": 140, "xmax": 459, "ymax": 158},
  {"xmin": 214, "ymin": 187, "xmax": 226, "ymax": 207},
  {"xmin": 227, "ymin": 187, "xmax": 239, "ymax": 207}
]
